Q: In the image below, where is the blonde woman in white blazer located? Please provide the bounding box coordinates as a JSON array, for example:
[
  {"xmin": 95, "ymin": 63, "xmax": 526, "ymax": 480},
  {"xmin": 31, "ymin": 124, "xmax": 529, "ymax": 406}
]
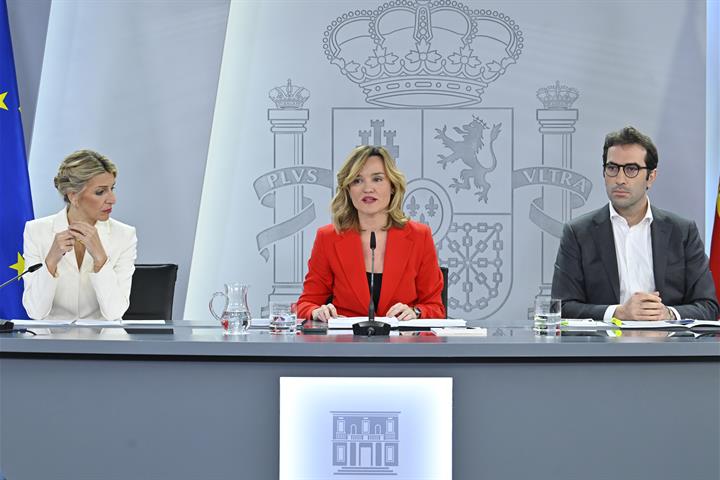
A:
[{"xmin": 22, "ymin": 150, "xmax": 137, "ymax": 320}]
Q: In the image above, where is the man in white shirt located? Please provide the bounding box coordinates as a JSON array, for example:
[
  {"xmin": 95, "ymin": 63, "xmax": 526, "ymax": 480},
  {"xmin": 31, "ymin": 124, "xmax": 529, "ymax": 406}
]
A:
[{"xmin": 551, "ymin": 126, "xmax": 718, "ymax": 320}]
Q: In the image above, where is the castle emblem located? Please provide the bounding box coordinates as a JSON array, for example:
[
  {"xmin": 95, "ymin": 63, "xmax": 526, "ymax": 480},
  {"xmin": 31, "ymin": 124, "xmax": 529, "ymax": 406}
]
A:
[
  {"xmin": 323, "ymin": 0, "xmax": 523, "ymax": 107},
  {"xmin": 358, "ymin": 119, "xmax": 399, "ymax": 159}
]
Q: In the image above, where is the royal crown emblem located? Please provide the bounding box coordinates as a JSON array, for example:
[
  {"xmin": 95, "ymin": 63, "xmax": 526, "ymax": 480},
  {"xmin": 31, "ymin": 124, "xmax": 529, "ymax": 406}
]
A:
[
  {"xmin": 536, "ymin": 81, "xmax": 579, "ymax": 110},
  {"xmin": 323, "ymin": 0, "xmax": 523, "ymax": 107},
  {"xmin": 269, "ymin": 79, "xmax": 310, "ymax": 109}
]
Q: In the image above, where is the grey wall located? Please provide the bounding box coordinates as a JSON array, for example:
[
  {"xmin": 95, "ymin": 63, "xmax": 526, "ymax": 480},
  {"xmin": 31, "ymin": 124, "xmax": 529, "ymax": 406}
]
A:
[
  {"xmin": 23, "ymin": 0, "xmax": 230, "ymax": 320},
  {"xmin": 7, "ymin": 0, "xmax": 713, "ymax": 324},
  {"xmin": 185, "ymin": 0, "xmax": 710, "ymax": 325}
]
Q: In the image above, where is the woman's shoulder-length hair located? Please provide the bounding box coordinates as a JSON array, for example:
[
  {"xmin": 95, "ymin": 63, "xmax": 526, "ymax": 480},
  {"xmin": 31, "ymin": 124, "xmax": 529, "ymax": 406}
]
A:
[{"xmin": 331, "ymin": 145, "xmax": 408, "ymax": 232}]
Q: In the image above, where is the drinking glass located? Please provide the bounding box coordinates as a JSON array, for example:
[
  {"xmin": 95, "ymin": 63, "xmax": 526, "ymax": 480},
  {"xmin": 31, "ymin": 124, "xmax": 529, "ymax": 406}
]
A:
[
  {"xmin": 533, "ymin": 297, "xmax": 561, "ymax": 336},
  {"xmin": 269, "ymin": 301, "xmax": 297, "ymax": 335}
]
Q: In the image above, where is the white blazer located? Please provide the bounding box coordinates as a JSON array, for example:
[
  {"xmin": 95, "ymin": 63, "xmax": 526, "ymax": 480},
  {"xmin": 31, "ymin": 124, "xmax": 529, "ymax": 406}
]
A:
[{"xmin": 22, "ymin": 208, "xmax": 137, "ymax": 320}]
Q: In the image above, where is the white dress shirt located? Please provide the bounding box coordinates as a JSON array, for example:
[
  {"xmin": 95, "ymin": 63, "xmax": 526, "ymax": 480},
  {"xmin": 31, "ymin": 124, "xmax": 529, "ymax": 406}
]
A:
[
  {"xmin": 22, "ymin": 208, "xmax": 137, "ymax": 320},
  {"xmin": 603, "ymin": 199, "xmax": 678, "ymax": 320}
]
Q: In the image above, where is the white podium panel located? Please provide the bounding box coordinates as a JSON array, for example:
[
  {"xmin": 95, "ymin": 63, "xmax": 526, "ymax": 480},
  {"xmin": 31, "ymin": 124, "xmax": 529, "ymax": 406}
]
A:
[{"xmin": 280, "ymin": 377, "xmax": 452, "ymax": 480}]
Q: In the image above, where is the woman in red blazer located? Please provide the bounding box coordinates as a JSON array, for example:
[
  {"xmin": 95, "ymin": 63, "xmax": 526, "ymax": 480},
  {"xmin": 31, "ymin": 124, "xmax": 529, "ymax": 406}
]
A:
[{"xmin": 296, "ymin": 145, "xmax": 445, "ymax": 321}]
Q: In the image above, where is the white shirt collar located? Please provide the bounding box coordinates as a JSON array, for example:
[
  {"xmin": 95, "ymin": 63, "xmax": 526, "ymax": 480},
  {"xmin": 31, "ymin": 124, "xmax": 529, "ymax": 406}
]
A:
[{"xmin": 608, "ymin": 197, "xmax": 653, "ymax": 226}]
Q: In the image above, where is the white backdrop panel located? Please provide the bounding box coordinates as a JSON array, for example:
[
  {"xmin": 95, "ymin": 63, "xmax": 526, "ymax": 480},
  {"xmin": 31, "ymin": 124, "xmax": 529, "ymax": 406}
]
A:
[{"xmin": 186, "ymin": 0, "xmax": 706, "ymax": 326}]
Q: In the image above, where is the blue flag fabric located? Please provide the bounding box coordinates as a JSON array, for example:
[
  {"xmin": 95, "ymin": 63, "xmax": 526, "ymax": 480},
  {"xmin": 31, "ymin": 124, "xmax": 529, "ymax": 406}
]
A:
[{"xmin": 0, "ymin": 0, "xmax": 34, "ymax": 319}]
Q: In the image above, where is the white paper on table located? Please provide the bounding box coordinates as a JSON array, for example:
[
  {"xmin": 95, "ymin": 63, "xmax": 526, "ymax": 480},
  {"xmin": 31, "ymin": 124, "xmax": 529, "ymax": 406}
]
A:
[
  {"xmin": 328, "ymin": 317, "xmax": 466, "ymax": 329},
  {"xmin": 120, "ymin": 320, "xmax": 167, "ymax": 325},
  {"xmin": 431, "ymin": 327, "xmax": 487, "ymax": 337},
  {"xmin": 74, "ymin": 319, "xmax": 123, "ymax": 327},
  {"xmin": 617, "ymin": 319, "xmax": 720, "ymax": 330},
  {"xmin": 14, "ymin": 319, "xmax": 171, "ymax": 328},
  {"xmin": 561, "ymin": 319, "xmax": 609, "ymax": 329},
  {"xmin": 11, "ymin": 319, "xmax": 74, "ymax": 327}
]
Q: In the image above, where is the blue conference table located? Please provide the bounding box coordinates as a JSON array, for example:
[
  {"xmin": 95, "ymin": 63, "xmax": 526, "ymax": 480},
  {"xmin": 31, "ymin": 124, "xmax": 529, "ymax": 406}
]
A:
[{"xmin": 1, "ymin": 322, "xmax": 719, "ymax": 480}]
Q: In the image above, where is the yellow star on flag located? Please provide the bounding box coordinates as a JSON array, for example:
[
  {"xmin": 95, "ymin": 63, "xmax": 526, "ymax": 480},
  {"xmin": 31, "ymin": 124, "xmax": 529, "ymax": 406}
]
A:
[
  {"xmin": 9, "ymin": 252, "xmax": 25, "ymax": 277},
  {"xmin": 0, "ymin": 91, "xmax": 8, "ymax": 110}
]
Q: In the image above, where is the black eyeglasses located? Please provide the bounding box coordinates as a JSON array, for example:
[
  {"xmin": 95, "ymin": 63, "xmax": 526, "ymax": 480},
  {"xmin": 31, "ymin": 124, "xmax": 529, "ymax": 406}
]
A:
[{"xmin": 603, "ymin": 162, "xmax": 651, "ymax": 178}]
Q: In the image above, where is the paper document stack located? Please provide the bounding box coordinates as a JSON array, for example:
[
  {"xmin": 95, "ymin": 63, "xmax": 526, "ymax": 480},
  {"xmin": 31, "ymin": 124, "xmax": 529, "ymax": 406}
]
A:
[
  {"xmin": 614, "ymin": 319, "xmax": 720, "ymax": 330},
  {"xmin": 431, "ymin": 327, "xmax": 487, "ymax": 337},
  {"xmin": 328, "ymin": 317, "xmax": 466, "ymax": 329}
]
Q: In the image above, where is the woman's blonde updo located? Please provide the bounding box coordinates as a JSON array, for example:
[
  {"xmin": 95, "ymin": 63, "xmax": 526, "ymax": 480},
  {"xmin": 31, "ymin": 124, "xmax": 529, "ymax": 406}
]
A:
[
  {"xmin": 53, "ymin": 150, "xmax": 117, "ymax": 204},
  {"xmin": 331, "ymin": 145, "xmax": 408, "ymax": 232}
]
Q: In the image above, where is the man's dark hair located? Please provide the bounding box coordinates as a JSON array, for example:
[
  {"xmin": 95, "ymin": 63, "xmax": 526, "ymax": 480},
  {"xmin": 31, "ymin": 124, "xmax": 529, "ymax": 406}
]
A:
[{"xmin": 602, "ymin": 126, "xmax": 658, "ymax": 172}]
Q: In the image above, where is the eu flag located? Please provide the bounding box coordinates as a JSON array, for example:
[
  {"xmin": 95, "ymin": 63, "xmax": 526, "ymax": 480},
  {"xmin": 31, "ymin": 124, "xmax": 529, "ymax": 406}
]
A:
[{"xmin": 0, "ymin": 0, "xmax": 34, "ymax": 319}]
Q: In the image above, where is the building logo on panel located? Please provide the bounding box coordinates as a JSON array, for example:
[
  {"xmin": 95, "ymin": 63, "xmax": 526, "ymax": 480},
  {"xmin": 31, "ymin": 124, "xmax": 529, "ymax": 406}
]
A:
[
  {"xmin": 279, "ymin": 378, "xmax": 451, "ymax": 479},
  {"xmin": 332, "ymin": 411, "xmax": 400, "ymax": 476}
]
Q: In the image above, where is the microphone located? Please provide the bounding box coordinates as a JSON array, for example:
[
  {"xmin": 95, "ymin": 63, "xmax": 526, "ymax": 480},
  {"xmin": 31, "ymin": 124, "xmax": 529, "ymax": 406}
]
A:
[
  {"xmin": 0, "ymin": 263, "xmax": 42, "ymax": 290},
  {"xmin": 353, "ymin": 231, "xmax": 390, "ymax": 336},
  {"xmin": 368, "ymin": 231, "xmax": 376, "ymax": 320},
  {"xmin": 0, "ymin": 263, "xmax": 41, "ymax": 333}
]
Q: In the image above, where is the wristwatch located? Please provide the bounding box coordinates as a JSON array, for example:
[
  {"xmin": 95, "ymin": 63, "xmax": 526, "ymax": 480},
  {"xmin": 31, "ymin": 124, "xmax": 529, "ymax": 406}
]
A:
[{"xmin": 413, "ymin": 306, "xmax": 422, "ymax": 319}]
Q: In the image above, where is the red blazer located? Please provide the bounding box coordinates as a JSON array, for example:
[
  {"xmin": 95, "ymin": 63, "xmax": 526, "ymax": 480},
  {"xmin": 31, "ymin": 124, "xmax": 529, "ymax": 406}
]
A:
[{"xmin": 297, "ymin": 220, "xmax": 445, "ymax": 320}]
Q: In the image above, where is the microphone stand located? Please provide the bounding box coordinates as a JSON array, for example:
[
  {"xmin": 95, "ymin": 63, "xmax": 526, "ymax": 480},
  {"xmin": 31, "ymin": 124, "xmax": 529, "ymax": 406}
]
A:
[
  {"xmin": 0, "ymin": 263, "xmax": 42, "ymax": 290},
  {"xmin": 0, "ymin": 263, "xmax": 43, "ymax": 332},
  {"xmin": 353, "ymin": 231, "xmax": 391, "ymax": 336}
]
